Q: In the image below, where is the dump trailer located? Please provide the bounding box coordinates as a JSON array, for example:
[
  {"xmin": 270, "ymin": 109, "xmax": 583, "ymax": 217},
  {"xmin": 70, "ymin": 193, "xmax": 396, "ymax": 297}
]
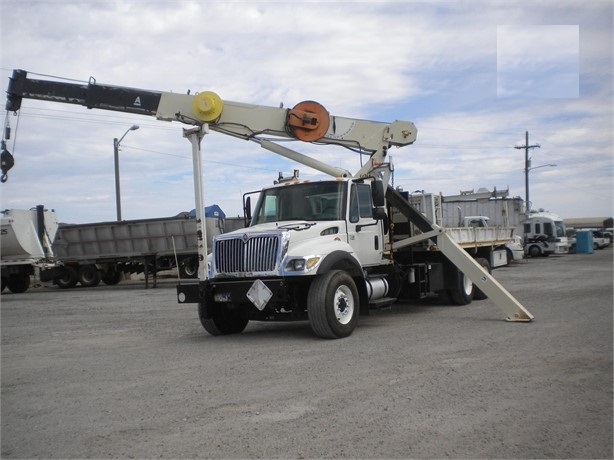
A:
[
  {"xmin": 1, "ymin": 205, "xmax": 58, "ymax": 293},
  {"xmin": 4, "ymin": 69, "xmax": 533, "ymax": 338},
  {"xmin": 40, "ymin": 209, "xmax": 224, "ymax": 289}
]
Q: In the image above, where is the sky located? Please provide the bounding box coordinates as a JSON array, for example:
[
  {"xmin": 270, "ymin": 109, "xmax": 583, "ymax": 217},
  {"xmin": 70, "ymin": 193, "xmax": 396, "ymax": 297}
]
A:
[{"xmin": 0, "ymin": 0, "xmax": 612, "ymax": 224}]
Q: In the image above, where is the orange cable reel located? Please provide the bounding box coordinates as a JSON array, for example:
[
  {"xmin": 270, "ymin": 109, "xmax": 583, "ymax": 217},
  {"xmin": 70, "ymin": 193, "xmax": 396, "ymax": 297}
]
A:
[{"xmin": 287, "ymin": 100, "xmax": 330, "ymax": 142}]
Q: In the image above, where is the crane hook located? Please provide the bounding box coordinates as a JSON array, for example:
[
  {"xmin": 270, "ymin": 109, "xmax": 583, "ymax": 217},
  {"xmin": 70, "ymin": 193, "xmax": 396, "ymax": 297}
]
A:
[{"xmin": 1, "ymin": 140, "xmax": 14, "ymax": 183}]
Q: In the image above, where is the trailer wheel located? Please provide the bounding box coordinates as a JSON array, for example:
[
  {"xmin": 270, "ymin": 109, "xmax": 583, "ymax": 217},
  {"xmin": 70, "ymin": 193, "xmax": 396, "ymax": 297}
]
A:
[
  {"xmin": 448, "ymin": 270, "xmax": 473, "ymax": 305},
  {"xmin": 6, "ymin": 274, "xmax": 30, "ymax": 293},
  {"xmin": 472, "ymin": 258, "xmax": 491, "ymax": 300},
  {"xmin": 56, "ymin": 266, "xmax": 78, "ymax": 289},
  {"xmin": 307, "ymin": 270, "xmax": 358, "ymax": 339},
  {"xmin": 199, "ymin": 303, "xmax": 249, "ymax": 335},
  {"xmin": 78, "ymin": 265, "xmax": 101, "ymax": 287},
  {"xmin": 101, "ymin": 268, "xmax": 122, "ymax": 285}
]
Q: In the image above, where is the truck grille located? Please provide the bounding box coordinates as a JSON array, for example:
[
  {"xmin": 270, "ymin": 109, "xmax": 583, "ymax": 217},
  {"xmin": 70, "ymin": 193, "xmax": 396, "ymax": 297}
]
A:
[{"xmin": 214, "ymin": 234, "xmax": 280, "ymax": 274}]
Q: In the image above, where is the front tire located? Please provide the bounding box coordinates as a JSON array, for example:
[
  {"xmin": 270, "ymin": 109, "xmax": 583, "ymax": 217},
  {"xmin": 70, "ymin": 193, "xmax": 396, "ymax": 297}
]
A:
[
  {"xmin": 307, "ymin": 270, "xmax": 359, "ymax": 339},
  {"xmin": 199, "ymin": 303, "xmax": 249, "ymax": 336},
  {"xmin": 528, "ymin": 245, "xmax": 541, "ymax": 258}
]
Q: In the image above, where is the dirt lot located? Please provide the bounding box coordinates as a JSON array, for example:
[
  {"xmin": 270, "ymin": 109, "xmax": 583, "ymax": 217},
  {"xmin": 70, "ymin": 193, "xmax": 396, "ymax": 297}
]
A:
[{"xmin": 1, "ymin": 248, "xmax": 612, "ymax": 459}]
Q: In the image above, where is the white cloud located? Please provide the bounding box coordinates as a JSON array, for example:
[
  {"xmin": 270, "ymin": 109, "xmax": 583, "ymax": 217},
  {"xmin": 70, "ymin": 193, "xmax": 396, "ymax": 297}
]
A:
[{"xmin": 497, "ymin": 25, "xmax": 579, "ymax": 98}]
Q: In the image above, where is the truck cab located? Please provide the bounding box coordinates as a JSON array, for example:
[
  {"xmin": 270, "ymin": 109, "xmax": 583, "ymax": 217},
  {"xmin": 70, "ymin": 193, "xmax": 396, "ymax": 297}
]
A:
[
  {"xmin": 191, "ymin": 176, "xmax": 395, "ymax": 338},
  {"xmin": 522, "ymin": 211, "xmax": 569, "ymax": 257}
]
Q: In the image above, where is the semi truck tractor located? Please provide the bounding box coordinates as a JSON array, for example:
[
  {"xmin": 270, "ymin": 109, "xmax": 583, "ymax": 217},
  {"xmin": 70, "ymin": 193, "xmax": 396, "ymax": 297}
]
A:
[{"xmin": 3, "ymin": 69, "xmax": 533, "ymax": 338}]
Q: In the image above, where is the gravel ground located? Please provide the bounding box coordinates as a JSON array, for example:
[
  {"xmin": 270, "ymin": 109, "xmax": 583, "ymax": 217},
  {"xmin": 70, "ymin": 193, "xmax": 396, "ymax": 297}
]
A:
[{"xmin": 1, "ymin": 248, "xmax": 612, "ymax": 459}]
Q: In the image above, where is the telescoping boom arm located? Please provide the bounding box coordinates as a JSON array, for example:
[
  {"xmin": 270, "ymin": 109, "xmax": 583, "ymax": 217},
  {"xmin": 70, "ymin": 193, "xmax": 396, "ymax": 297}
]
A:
[{"xmin": 4, "ymin": 69, "xmax": 416, "ymax": 179}]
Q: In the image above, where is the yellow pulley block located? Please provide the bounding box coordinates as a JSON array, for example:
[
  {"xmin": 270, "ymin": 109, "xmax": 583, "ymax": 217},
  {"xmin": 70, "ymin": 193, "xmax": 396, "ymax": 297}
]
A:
[{"xmin": 192, "ymin": 91, "xmax": 224, "ymax": 122}]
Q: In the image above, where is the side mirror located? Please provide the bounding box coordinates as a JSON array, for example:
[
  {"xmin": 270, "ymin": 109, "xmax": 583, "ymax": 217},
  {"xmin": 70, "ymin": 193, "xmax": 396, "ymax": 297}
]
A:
[
  {"xmin": 243, "ymin": 196, "xmax": 252, "ymax": 225},
  {"xmin": 372, "ymin": 207, "xmax": 387, "ymax": 220},
  {"xmin": 371, "ymin": 180, "xmax": 385, "ymax": 207}
]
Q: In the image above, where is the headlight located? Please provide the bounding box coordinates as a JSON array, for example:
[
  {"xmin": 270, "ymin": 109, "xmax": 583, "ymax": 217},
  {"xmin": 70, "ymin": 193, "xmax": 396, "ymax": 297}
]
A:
[
  {"xmin": 286, "ymin": 259, "xmax": 306, "ymax": 271},
  {"xmin": 285, "ymin": 256, "xmax": 321, "ymax": 271}
]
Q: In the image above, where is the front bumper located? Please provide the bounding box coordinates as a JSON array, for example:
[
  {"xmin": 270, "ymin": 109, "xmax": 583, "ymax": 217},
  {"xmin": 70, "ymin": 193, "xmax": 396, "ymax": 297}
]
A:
[{"xmin": 176, "ymin": 277, "xmax": 298, "ymax": 306}]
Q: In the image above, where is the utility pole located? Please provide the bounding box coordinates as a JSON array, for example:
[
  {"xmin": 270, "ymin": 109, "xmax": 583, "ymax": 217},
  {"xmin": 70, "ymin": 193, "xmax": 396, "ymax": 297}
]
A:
[{"xmin": 514, "ymin": 131, "xmax": 540, "ymax": 213}]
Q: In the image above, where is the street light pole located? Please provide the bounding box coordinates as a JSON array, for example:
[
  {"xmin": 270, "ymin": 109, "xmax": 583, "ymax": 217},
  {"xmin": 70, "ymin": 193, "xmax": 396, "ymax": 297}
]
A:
[{"xmin": 114, "ymin": 125, "xmax": 139, "ymax": 221}]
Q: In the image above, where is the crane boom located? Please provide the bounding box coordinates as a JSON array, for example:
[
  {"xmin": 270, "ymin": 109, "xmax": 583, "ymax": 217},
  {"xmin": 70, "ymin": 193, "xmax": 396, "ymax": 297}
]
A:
[
  {"xmin": 5, "ymin": 69, "xmax": 416, "ymax": 174},
  {"xmin": 3, "ymin": 69, "xmax": 417, "ymax": 279}
]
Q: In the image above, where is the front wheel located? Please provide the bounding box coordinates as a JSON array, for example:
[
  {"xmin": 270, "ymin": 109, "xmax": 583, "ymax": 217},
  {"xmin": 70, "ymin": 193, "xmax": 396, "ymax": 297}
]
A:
[
  {"xmin": 199, "ymin": 303, "xmax": 249, "ymax": 336},
  {"xmin": 528, "ymin": 245, "xmax": 541, "ymax": 258},
  {"xmin": 307, "ymin": 270, "xmax": 359, "ymax": 339}
]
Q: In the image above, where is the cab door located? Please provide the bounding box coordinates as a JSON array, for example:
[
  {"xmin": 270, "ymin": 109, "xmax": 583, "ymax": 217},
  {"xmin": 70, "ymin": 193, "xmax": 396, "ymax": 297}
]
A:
[{"xmin": 346, "ymin": 183, "xmax": 385, "ymax": 266}]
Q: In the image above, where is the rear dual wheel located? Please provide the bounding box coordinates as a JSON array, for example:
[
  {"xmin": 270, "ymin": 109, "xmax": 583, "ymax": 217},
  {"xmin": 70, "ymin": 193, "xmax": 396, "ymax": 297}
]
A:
[
  {"xmin": 448, "ymin": 271, "xmax": 474, "ymax": 305},
  {"xmin": 472, "ymin": 258, "xmax": 491, "ymax": 300},
  {"xmin": 448, "ymin": 257, "xmax": 492, "ymax": 304}
]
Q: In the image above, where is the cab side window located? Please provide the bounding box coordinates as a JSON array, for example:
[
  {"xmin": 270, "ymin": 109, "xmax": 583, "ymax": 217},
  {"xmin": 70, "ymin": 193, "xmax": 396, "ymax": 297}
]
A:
[
  {"xmin": 349, "ymin": 183, "xmax": 374, "ymax": 223},
  {"xmin": 357, "ymin": 185, "xmax": 373, "ymax": 218}
]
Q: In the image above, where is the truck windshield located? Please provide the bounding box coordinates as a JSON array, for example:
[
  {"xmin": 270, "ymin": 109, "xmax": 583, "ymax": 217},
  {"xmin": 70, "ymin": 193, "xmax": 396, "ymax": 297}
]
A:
[
  {"xmin": 251, "ymin": 181, "xmax": 346, "ymax": 225},
  {"xmin": 554, "ymin": 221, "xmax": 566, "ymax": 237}
]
